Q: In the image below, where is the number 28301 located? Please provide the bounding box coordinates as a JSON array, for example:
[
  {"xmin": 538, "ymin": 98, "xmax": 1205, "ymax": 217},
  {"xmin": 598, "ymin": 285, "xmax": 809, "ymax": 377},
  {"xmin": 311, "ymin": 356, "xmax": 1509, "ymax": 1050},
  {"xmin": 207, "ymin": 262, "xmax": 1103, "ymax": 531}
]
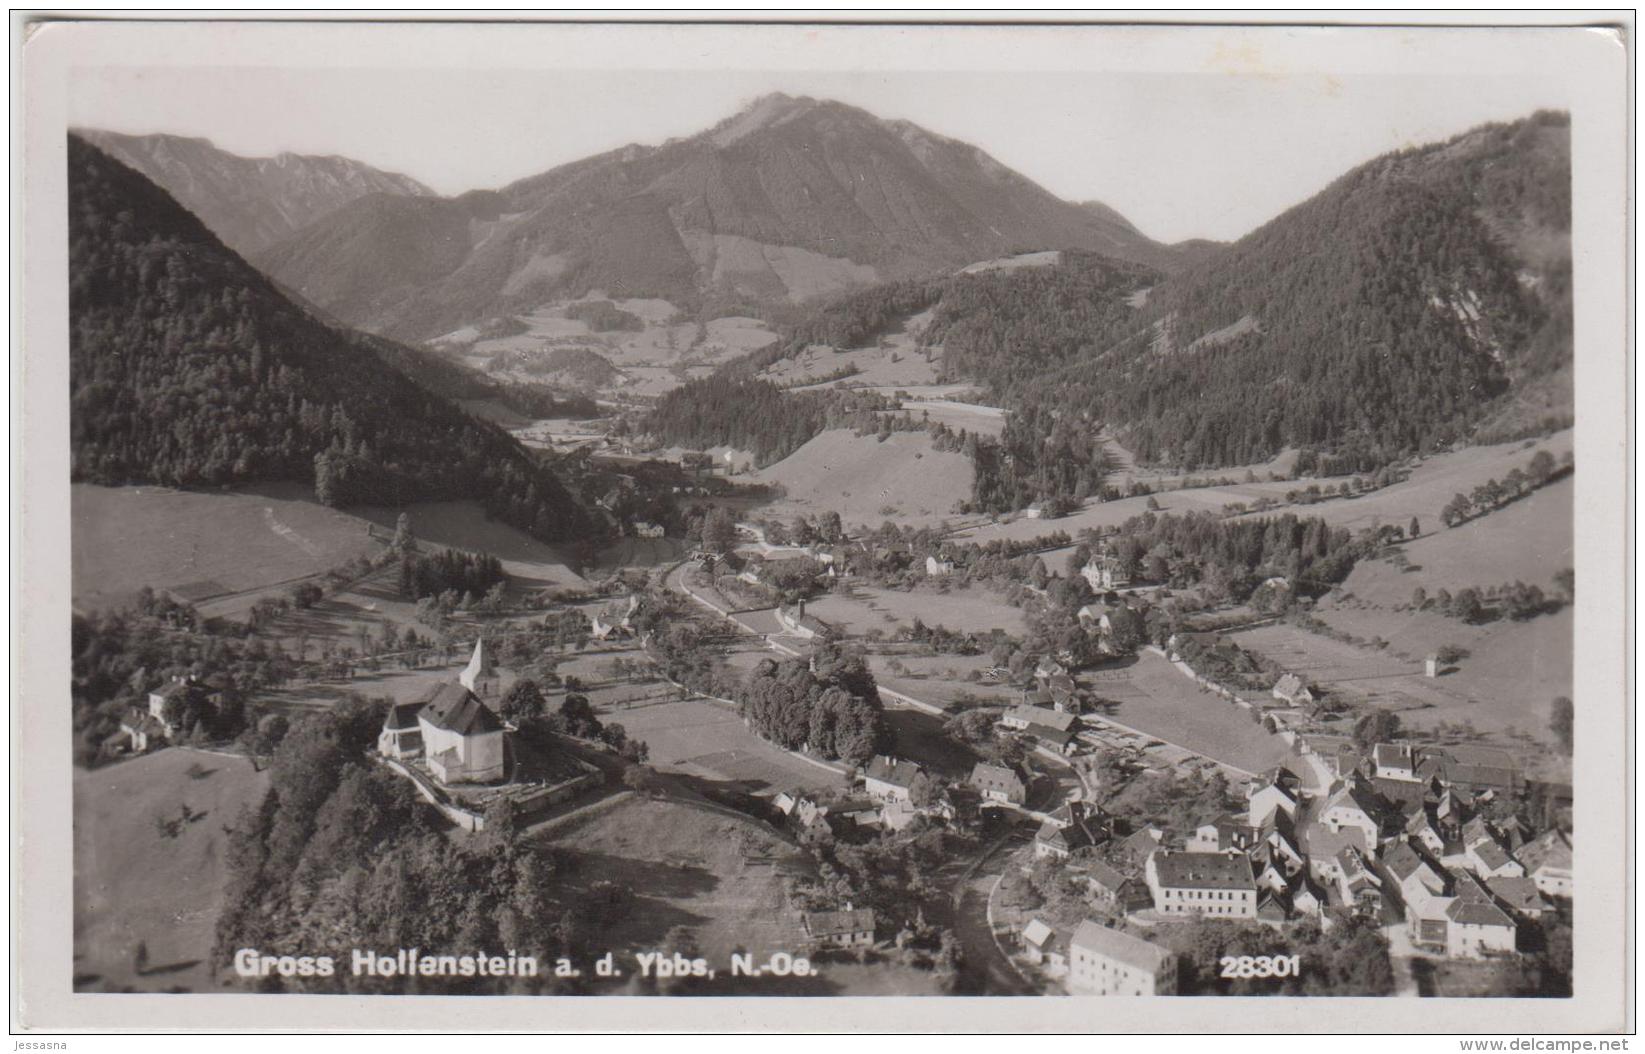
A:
[{"xmin": 1220, "ymin": 954, "xmax": 1301, "ymax": 979}]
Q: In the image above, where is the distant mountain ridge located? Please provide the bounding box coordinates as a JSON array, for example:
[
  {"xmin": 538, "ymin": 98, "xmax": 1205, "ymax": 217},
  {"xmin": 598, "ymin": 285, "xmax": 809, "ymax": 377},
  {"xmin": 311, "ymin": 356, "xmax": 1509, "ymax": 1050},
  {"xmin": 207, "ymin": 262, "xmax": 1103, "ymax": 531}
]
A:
[
  {"xmin": 255, "ymin": 93, "xmax": 1186, "ymax": 341},
  {"xmin": 67, "ymin": 134, "xmax": 593, "ymax": 545},
  {"xmin": 74, "ymin": 129, "xmax": 434, "ymax": 261}
]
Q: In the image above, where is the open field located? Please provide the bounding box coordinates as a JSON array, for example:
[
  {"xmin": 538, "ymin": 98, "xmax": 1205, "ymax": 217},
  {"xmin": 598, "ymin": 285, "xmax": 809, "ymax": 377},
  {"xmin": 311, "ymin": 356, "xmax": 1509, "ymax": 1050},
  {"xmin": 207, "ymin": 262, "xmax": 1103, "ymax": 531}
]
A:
[
  {"xmin": 1231, "ymin": 616, "xmax": 1571, "ymax": 764},
  {"xmin": 1079, "ymin": 651, "xmax": 1293, "ymax": 774},
  {"xmin": 948, "ymin": 431, "xmax": 1574, "ymax": 547},
  {"xmin": 805, "ymin": 583, "xmax": 1025, "ymax": 638},
  {"xmin": 1254, "ymin": 478, "xmax": 1576, "ymax": 754},
  {"xmin": 887, "ymin": 398, "xmax": 1008, "ymax": 438},
  {"xmin": 749, "ymin": 428, "xmax": 972, "ymax": 528},
  {"xmin": 608, "ymin": 698, "xmax": 845, "ymax": 795},
  {"xmin": 74, "ymin": 749, "xmax": 271, "ymax": 993},
  {"xmin": 592, "ymin": 536, "xmax": 685, "ymax": 574},
  {"xmin": 541, "ymin": 798, "xmax": 811, "ymax": 977},
  {"xmin": 758, "ymin": 307, "xmax": 942, "ymax": 391},
  {"xmin": 353, "ymin": 500, "xmax": 587, "ymax": 592},
  {"xmin": 72, "ymin": 483, "xmax": 383, "ymax": 614}
]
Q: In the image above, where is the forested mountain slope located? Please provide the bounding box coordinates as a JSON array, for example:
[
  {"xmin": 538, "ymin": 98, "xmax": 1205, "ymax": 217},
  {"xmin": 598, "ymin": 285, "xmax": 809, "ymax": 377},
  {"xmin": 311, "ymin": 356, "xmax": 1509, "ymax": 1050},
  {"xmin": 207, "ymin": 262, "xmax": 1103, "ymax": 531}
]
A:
[
  {"xmin": 718, "ymin": 112, "xmax": 1571, "ymax": 512},
  {"xmin": 68, "ymin": 135, "xmax": 594, "ymax": 544}
]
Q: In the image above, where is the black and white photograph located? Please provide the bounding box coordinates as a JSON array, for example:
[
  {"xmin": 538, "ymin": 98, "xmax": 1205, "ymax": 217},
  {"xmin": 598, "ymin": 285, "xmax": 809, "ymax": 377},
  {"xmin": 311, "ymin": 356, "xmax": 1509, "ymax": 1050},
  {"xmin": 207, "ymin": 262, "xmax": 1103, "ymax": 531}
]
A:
[{"xmin": 13, "ymin": 14, "xmax": 1631, "ymax": 1034}]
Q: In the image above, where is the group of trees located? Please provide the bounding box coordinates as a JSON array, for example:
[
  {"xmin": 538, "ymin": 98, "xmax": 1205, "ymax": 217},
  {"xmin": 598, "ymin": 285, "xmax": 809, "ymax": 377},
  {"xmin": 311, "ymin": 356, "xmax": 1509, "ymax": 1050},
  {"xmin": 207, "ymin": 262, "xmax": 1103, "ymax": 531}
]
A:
[
  {"xmin": 1439, "ymin": 448, "xmax": 1571, "ymax": 528},
  {"xmin": 563, "ymin": 299, "xmax": 644, "ymax": 332},
  {"xmin": 398, "ymin": 548, "xmax": 506, "ymax": 604},
  {"xmin": 71, "ymin": 602, "xmax": 299, "ymax": 765},
  {"xmin": 68, "ymin": 136, "xmax": 594, "ymax": 546},
  {"xmin": 739, "ymin": 648, "xmax": 887, "ymax": 765}
]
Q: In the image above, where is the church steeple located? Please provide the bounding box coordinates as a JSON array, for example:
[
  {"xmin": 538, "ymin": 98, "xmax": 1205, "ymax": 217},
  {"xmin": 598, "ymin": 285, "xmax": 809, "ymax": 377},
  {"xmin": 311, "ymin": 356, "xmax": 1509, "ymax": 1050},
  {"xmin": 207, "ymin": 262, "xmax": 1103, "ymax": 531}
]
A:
[{"xmin": 459, "ymin": 637, "xmax": 495, "ymax": 695}]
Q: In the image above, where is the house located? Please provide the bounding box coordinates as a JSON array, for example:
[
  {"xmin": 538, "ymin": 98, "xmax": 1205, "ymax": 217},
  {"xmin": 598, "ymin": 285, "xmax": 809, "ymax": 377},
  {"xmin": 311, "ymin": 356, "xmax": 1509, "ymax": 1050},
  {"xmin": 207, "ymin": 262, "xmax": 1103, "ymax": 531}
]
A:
[
  {"xmin": 1514, "ymin": 829, "xmax": 1573, "ymax": 898},
  {"xmin": 924, "ymin": 554, "xmax": 956, "ymax": 577},
  {"xmin": 1383, "ymin": 839, "xmax": 1450, "ymax": 908},
  {"xmin": 120, "ymin": 709, "xmax": 167, "ymax": 753},
  {"xmin": 801, "ymin": 906, "xmax": 876, "ymax": 948},
  {"xmin": 1270, "ymin": 673, "xmax": 1314, "ymax": 707},
  {"xmin": 1034, "ymin": 656, "xmax": 1069, "ymax": 682},
  {"xmin": 1024, "ymin": 502, "xmax": 1046, "ymax": 520},
  {"xmin": 415, "ymin": 682, "xmax": 507, "ymax": 784},
  {"xmin": 1190, "ymin": 814, "xmax": 1262, "ymax": 854},
  {"xmin": 1486, "ymin": 876, "xmax": 1553, "ymax": 920},
  {"xmin": 701, "ymin": 550, "xmax": 746, "ymax": 577},
  {"xmin": 1372, "ymin": 742, "xmax": 1419, "ymax": 782},
  {"xmin": 1083, "ymin": 860, "xmax": 1154, "ymax": 914},
  {"xmin": 1080, "ymin": 554, "xmax": 1129, "ymax": 592},
  {"xmin": 1465, "ymin": 837, "xmax": 1526, "ymax": 880},
  {"xmin": 1320, "ymin": 780, "xmax": 1396, "ymax": 849},
  {"xmin": 1330, "ymin": 845, "xmax": 1387, "ymax": 918},
  {"xmin": 1247, "ymin": 770, "xmax": 1301, "ymax": 826},
  {"xmin": 632, "ymin": 521, "xmax": 666, "ymax": 539},
  {"xmin": 970, "ymin": 761, "xmax": 1028, "ymax": 804},
  {"xmin": 144, "ymin": 674, "xmax": 221, "ymax": 737},
  {"xmin": 1145, "ymin": 850, "xmax": 1258, "ymax": 919},
  {"xmin": 1035, "ymin": 810, "xmax": 1111, "ymax": 861},
  {"xmin": 1020, "ymin": 919, "xmax": 1068, "ymax": 972},
  {"xmin": 878, "ymin": 800, "xmax": 924, "ymax": 832},
  {"xmin": 1066, "ymin": 920, "xmax": 1176, "ymax": 996},
  {"xmin": 1444, "ymin": 882, "xmax": 1519, "ymax": 958},
  {"xmin": 777, "ymin": 601, "xmax": 830, "ymax": 640},
  {"xmin": 1001, "ymin": 704, "xmax": 1081, "ymax": 753},
  {"xmin": 1076, "ymin": 604, "xmax": 1114, "ymax": 635},
  {"xmin": 863, "ymin": 755, "xmax": 923, "ymax": 803}
]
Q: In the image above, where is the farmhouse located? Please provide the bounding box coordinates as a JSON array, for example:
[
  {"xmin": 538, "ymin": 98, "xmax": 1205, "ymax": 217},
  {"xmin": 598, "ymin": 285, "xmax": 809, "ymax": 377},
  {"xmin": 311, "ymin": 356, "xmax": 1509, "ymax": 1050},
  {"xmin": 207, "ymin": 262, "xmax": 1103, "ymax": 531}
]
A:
[
  {"xmin": 1081, "ymin": 860, "xmax": 1153, "ymax": 914},
  {"xmin": 1066, "ymin": 920, "xmax": 1176, "ymax": 996},
  {"xmin": 777, "ymin": 601, "xmax": 830, "ymax": 640},
  {"xmin": 970, "ymin": 761, "xmax": 1028, "ymax": 804},
  {"xmin": 1486, "ymin": 876, "xmax": 1553, "ymax": 920},
  {"xmin": 1372, "ymin": 742, "xmax": 1419, "ymax": 782},
  {"xmin": 119, "ymin": 709, "xmax": 167, "ymax": 753},
  {"xmin": 1320, "ymin": 780, "xmax": 1398, "ymax": 849},
  {"xmin": 1001, "ymin": 704, "xmax": 1081, "ymax": 753},
  {"xmin": 631, "ymin": 521, "xmax": 665, "ymax": 539},
  {"xmin": 863, "ymin": 755, "xmax": 924, "ymax": 803},
  {"xmin": 1246, "ymin": 768, "xmax": 1301, "ymax": 826},
  {"xmin": 1145, "ymin": 850, "xmax": 1258, "ymax": 919},
  {"xmin": 924, "ymin": 554, "xmax": 956, "ymax": 577},
  {"xmin": 1270, "ymin": 673, "xmax": 1314, "ymax": 707},
  {"xmin": 801, "ymin": 906, "xmax": 876, "ymax": 948},
  {"xmin": 1020, "ymin": 918, "xmax": 1068, "ymax": 972},
  {"xmin": 1514, "ymin": 829, "xmax": 1573, "ymax": 897}
]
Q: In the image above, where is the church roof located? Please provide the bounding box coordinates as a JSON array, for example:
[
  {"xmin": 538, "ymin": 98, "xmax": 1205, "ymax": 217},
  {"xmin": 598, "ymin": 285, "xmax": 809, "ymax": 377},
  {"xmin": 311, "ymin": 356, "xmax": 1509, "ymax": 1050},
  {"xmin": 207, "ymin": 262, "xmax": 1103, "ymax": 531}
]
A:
[
  {"xmin": 418, "ymin": 682, "xmax": 503, "ymax": 736},
  {"xmin": 383, "ymin": 701, "xmax": 424, "ymax": 731}
]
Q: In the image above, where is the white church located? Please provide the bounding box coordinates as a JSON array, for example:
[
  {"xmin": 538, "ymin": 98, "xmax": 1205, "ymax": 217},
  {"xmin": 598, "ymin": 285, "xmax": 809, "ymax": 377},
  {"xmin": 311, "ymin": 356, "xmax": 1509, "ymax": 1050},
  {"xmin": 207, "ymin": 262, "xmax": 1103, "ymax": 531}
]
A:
[{"xmin": 378, "ymin": 639, "xmax": 507, "ymax": 785}]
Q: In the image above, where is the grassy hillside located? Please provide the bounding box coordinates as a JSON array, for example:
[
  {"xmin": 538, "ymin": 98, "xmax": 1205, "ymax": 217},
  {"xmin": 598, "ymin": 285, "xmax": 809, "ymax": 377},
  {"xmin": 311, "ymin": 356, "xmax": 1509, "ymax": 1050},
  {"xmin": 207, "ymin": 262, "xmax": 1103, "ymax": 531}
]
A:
[
  {"xmin": 75, "ymin": 749, "xmax": 271, "ymax": 992},
  {"xmin": 750, "ymin": 428, "xmax": 974, "ymax": 528}
]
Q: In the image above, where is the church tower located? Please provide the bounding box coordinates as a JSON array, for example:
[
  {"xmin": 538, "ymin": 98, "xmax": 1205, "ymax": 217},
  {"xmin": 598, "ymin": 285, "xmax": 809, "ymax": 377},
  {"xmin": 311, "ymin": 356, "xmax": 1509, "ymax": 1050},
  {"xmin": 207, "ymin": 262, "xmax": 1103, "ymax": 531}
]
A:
[{"xmin": 459, "ymin": 637, "xmax": 497, "ymax": 697}]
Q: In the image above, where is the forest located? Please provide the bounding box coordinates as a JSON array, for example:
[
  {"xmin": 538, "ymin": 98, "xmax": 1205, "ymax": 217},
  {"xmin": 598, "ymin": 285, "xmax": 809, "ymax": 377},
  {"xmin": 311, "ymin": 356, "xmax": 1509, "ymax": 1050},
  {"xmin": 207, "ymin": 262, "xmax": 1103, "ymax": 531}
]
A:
[{"xmin": 67, "ymin": 135, "xmax": 594, "ymax": 544}]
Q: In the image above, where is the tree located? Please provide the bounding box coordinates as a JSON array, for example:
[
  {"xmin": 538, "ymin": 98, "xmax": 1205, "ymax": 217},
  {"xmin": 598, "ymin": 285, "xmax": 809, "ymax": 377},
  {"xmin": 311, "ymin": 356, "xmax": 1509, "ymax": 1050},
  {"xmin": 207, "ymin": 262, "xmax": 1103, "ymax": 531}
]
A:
[
  {"xmin": 1352, "ymin": 711, "xmax": 1401, "ymax": 750},
  {"xmin": 702, "ymin": 507, "xmax": 737, "ymax": 555},
  {"xmin": 392, "ymin": 512, "xmax": 417, "ymax": 554},
  {"xmin": 1449, "ymin": 588, "xmax": 1485, "ymax": 623},
  {"xmin": 1408, "ymin": 516, "xmax": 1420, "ymax": 539},
  {"xmin": 1552, "ymin": 567, "xmax": 1575, "ymax": 603},
  {"xmin": 1435, "ymin": 643, "xmax": 1469, "ymax": 666},
  {"xmin": 500, "ymin": 679, "xmax": 547, "ymax": 725},
  {"xmin": 622, "ymin": 764, "xmax": 659, "ymax": 797},
  {"xmin": 1548, "ymin": 696, "xmax": 1573, "ymax": 753}
]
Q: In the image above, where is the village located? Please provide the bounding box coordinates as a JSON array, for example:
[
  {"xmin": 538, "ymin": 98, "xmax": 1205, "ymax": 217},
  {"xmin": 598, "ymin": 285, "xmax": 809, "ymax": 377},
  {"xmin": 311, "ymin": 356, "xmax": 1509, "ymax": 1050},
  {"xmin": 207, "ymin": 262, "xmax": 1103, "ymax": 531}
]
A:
[{"xmin": 80, "ymin": 450, "xmax": 1575, "ymax": 1000}]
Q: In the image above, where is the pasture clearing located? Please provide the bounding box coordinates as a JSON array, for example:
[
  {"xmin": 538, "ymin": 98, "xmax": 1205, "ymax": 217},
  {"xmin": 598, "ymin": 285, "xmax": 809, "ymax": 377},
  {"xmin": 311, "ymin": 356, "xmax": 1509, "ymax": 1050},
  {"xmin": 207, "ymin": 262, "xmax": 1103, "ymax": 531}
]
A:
[
  {"xmin": 949, "ymin": 431, "xmax": 1575, "ymax": 547},
  {"xmin": 543, "ymin": 797, "xmax": 814, "ymax": 978},
  {"xmin": 72, "ymin": 483, "xmax": 382, "ymax": 614},
  {"xmin": 352, "ymin": 499, "xmax": 587, "ymax": 592},
  {"xmin": 804, "ymin": 583, "xmax": 1025, "ymax": 638},
  {"xmin": 1079, "ymin": 651, "xmax": 1293, "ymax": 774},
  {"xmin": 749, "ymin": 428, "xmax": 972, "ymax": 529},
  {"xmin": 74, "ymin": 748, "xmax": 271, "ymax": 993},
  {"xmin": 608, "ymin": 698, "xmax": 845, "ymax": 795},
  {"xmin": 1230, "ymin": 617, "xmax": 1570, "ymax": 761}
]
